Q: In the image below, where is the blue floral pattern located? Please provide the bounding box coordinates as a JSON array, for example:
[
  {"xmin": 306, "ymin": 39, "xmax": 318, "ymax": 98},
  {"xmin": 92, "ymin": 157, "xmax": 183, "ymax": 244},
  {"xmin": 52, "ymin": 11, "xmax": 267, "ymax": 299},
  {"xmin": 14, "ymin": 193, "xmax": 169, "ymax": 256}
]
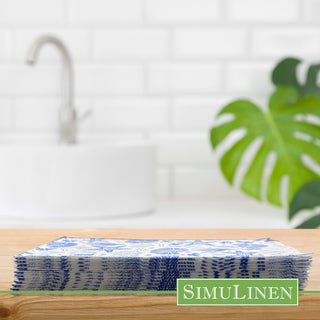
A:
[
  {"xmin": 15, "ymin": 237, "xmax": 306, "ymax": 258},
  {"xmin": 11, "ymin": 237, "xmax": 312, "ymax": 291}
]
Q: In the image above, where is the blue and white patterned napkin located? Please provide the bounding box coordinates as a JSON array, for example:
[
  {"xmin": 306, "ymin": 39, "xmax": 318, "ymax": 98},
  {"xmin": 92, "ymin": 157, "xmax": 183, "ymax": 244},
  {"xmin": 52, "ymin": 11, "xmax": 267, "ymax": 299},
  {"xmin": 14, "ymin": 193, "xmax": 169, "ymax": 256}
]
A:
[{"xmin": 11, "ymin": 237, "xmax": 312, "ymax": 291}]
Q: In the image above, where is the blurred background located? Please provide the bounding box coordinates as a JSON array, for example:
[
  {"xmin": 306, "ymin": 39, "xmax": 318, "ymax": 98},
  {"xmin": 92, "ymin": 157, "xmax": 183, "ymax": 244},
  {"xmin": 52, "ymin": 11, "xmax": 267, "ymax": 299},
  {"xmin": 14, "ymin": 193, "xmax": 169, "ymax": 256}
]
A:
[{"xmin": 1, "ymin": 0, "xmax": 318, "ymax": 228}]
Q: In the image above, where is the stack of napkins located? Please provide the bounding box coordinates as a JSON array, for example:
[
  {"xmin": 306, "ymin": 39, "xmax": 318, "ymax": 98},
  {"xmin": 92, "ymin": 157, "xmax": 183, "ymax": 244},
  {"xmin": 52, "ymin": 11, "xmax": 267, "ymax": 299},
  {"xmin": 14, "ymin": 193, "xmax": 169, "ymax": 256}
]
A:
[{"xmin": 11, "ymin": 237, "xmax": 312, "ymax": 291}]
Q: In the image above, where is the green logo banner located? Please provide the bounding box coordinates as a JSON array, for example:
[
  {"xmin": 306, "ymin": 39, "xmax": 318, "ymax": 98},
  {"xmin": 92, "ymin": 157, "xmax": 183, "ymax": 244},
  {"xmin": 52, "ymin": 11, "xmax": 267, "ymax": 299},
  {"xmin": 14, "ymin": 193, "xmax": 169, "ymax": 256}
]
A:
[{"xmin": 177, "ymin": 279, "xmax": 299, "ymax": 306}]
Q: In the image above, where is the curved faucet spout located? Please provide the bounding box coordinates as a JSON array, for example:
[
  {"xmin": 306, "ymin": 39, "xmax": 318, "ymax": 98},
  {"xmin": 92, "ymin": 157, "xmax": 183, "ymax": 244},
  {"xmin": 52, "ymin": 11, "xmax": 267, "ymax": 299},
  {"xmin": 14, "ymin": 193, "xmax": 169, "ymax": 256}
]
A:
[{"xmin": 26, "ymin": 35, "xmax": 76, "ymax": 144}]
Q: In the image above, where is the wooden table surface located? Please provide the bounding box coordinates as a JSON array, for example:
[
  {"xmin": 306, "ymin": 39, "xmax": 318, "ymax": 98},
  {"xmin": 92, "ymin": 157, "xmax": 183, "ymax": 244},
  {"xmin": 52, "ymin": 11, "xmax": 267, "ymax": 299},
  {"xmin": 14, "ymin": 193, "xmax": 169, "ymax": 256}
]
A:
[{"xmin": 0, "ymin": 229, "xmax": 319, "ymax": 320}]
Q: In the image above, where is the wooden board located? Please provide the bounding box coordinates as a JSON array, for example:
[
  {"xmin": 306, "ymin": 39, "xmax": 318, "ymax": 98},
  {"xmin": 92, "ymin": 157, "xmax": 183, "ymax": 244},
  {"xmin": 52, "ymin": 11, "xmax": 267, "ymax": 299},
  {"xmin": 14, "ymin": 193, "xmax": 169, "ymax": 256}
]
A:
[{"xmin": 0, "ymin": 229, "xmax": 319, "ymax": 319}]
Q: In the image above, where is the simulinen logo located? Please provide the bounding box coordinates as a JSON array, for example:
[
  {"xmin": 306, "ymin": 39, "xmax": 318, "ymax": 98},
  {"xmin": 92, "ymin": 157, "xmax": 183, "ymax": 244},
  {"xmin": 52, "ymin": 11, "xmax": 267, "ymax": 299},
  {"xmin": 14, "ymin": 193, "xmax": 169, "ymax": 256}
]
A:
[{"xmin": 176, "ymin": 279, "xmax": 299, "ymax": 306}]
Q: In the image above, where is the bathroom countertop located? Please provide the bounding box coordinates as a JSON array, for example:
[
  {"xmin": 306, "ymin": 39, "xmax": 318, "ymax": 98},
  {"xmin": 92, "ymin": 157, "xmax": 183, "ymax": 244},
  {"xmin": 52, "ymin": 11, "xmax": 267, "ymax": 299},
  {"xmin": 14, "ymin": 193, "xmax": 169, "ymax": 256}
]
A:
[
  {"xmin": 0, "ymin": 229, "xmax": 319, "ymax": 319},
  {"xmin": 0, "ymin": 199, "xmax": 288, "ymax": 229}
]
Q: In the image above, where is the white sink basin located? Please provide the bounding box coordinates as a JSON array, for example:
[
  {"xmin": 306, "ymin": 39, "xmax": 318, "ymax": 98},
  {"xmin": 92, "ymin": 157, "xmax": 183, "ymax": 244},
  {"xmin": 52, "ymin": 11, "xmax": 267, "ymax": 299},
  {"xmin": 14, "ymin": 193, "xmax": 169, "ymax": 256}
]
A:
[{"xmin": 0, "ymin": 142, "xmax": 156, "ymax": 219}]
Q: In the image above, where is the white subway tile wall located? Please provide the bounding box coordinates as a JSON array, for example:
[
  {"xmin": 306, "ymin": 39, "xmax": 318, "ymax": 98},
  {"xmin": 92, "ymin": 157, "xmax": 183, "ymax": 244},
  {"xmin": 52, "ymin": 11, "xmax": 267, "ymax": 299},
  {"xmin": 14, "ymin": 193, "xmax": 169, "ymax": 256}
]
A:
[
  {"xmin": 145, "ymin": 0, "xmax": 221, "ymax": 23},
  {"xmin": 94, "ymin": 28, "xmax": 169, "ymax": 59},
  {"xmin": 0, "ymin": 0, "xmax": 316, "ymax": 200},
  {"xmin": 227, "ymin": 0, "xmax": 300, "ymax": 22},
  {"xmin": 173, "ymin": 28, "xmax": 247, "ymax": 58},
  {"xmin": 93, "ymin": 98, "xmax": 169, "ymax": 130},
  {"xmin": 0, "ymin": 0, "xmax": 65, "ymax": 24}
]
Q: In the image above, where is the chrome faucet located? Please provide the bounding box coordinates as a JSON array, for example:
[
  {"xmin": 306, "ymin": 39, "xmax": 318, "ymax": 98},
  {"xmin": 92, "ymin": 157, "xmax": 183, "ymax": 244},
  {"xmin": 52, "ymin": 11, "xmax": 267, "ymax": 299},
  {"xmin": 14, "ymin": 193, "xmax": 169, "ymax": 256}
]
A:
[{"xmin": 26, "ymin": 35, "xmax": 83, "ymax": 144}]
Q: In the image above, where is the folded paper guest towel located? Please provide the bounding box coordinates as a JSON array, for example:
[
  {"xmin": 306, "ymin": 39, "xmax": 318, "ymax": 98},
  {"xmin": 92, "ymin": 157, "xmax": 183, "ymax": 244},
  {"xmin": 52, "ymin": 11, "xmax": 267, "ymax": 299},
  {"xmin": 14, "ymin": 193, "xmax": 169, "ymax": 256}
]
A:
[{"xmin": 11, "ymin": 237, "xmax": 312, "ymax": 291}]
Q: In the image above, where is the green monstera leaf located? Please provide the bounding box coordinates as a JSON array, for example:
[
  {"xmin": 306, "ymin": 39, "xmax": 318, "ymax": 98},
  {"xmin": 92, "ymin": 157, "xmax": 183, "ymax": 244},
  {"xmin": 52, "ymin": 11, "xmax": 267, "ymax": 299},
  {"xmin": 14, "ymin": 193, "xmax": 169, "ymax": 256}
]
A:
[
  {"xmin": 272, "ymin": 57, "xmax": 320, "ymax": 100},
  {"xmin": 289, "ymin": 179, "xmax": 320, "ymax": 228},
  {"xmin": 210, "ymin": 87, "xmax": 320, "ymax": 207}
]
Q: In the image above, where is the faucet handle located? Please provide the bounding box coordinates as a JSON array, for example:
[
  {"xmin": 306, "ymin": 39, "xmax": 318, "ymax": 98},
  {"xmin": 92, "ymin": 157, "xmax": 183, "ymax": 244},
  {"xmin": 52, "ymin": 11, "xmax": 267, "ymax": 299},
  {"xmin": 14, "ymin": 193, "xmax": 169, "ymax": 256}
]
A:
[{"xmin": 77, "ymin": 109, "xmax": 92, "ymax": 124}]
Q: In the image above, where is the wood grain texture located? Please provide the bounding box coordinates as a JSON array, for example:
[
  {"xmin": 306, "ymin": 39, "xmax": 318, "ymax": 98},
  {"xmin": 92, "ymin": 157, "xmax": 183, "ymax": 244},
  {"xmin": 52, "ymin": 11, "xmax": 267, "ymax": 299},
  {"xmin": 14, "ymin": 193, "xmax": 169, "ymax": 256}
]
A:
[
  {"xmin": 0, "ymin": 229, "xmax": 319, "ymax": 320},
  {"xmin": 0, "ymin": 294, "xmax": 320, "ymax": 320}
]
